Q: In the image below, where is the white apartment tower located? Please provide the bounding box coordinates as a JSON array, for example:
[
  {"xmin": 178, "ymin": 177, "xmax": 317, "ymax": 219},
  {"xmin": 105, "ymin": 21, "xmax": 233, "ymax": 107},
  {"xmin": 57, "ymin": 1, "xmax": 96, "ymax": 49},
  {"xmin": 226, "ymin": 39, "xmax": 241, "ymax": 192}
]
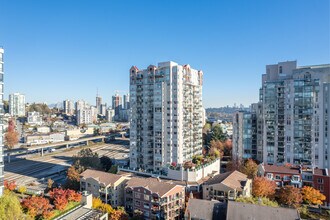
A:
[
  {"xmin": 0, "ymin": 48, "xmax": 4, "ymax": 196},
  {"xmin": 9, "ymin": 93, "xmax": 25, "ymax": 117},
  {"xmin": 129, "ymin": 61, "xmax": 204, "ymax": 172},
  {"xmin": 63, "ymin": 99, "xmax": 74, "ymax": 115},
  {"xmin": 260, "ymin": 61, "xmax": 330, "ymax": 168}
]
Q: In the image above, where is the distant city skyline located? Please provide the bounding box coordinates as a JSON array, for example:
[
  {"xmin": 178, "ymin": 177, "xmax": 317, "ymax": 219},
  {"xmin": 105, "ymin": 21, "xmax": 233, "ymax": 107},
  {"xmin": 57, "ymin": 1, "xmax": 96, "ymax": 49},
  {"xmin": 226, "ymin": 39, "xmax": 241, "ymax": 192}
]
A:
[{"xmin": 1, "ymin": 0, "xmax": 329, "ymax": 107}]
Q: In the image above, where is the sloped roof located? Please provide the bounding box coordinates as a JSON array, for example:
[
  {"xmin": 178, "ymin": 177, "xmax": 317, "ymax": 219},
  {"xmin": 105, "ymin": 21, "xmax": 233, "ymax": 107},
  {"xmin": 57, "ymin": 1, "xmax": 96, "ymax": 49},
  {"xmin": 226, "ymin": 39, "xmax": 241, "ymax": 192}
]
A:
[
  {"xmin": 314, "ymin": 168, "xmax": 329, "ymax": 176},
  {"xmin": 226, "ymin": 201, "xmax": 300, "ymax": 220},
  {"xmin": 126, "ymin": 177, "xmax": 183, "ymax": 197},
  {"xmin": 80, "ymin": 169, "xmax": 123, "ymax": 186},
  {"xmin": 185, "ymin": 198, "xmax": 226, "ymax": 220},
  {"xmin": 263, "ymin": 164, "xmax": 300, "ymax": 175},
  {"xmin": 204, "ymin": 171, "xmax": 249, "ymax": 191}
]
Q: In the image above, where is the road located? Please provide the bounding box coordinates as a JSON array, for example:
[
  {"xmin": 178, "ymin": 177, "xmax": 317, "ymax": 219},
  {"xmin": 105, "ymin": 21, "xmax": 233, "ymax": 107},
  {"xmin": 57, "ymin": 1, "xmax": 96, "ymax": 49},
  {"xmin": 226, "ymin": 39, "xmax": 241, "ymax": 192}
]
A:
[{"xmin": 4, "ymin": 140, "xmax": 129, "ymax": 185}]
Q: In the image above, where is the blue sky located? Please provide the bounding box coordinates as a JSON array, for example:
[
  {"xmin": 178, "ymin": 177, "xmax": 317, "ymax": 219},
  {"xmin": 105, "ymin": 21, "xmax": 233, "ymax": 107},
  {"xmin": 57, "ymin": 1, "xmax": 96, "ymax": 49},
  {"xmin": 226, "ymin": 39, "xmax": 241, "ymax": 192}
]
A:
[{"xmin": 1, "ymin": 0, "xmax": 329, "ymax": 108}]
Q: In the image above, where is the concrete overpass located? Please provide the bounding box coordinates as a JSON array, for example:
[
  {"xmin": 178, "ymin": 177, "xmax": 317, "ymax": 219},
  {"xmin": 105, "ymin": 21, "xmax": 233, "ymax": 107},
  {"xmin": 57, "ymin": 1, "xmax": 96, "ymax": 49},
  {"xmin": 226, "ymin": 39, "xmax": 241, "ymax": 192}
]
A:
[{"xmin": 5, "ymin": 135, "xmax": 108, "ymax": 162}]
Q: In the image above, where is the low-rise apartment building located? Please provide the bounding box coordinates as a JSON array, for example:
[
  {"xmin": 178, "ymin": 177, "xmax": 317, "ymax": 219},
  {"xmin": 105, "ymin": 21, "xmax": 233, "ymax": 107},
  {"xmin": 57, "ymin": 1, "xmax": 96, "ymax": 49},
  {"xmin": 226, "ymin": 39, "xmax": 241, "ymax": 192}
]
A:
[
  {"xmin": 312, "ymin": 168, "xmax": 330, "ymax": 206},
  {"xmin": 202, "ymin": 170, "xmax": 252, "ymax": 202},
  {"xmin": 258, "ymin": 163, "xmax": 302, "ymax": 188},
  {"xmin": 80, "ymin": 169, "xmax": 129, "ymax": 207},
  {"xmin": 124, "ymin": 177, "xmax": 185, "ymax": 220}
]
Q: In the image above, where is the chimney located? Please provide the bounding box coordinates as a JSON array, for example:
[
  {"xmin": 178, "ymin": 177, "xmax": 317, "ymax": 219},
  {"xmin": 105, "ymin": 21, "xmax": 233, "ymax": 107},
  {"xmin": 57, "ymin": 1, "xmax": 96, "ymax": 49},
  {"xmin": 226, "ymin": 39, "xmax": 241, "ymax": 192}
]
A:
[{"xmin": 81, "ymin": 191, "xmax": 92, "ymax": 209}]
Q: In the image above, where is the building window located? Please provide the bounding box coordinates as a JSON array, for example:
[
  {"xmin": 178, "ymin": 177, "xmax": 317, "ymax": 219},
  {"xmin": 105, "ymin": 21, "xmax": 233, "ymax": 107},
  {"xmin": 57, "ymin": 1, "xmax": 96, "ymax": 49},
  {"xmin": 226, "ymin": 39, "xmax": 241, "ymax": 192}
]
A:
[
  {"xmin": 135, "ymin": 192, "xmax": 141, "ymax": 199},
  {"xmin": 317, "ymin": 178, "xmax": 324, "ymax": 184},
  {"xmin": 267, "ymin": 173, "xmax": 273, "ymax": 179},
  {"xmin": 275, "ymin": 175, "xmax": 281, "ymax": 180},
  {"xmin": 144, "ymin": 195, "xmax": 150, "ymax": 201}
]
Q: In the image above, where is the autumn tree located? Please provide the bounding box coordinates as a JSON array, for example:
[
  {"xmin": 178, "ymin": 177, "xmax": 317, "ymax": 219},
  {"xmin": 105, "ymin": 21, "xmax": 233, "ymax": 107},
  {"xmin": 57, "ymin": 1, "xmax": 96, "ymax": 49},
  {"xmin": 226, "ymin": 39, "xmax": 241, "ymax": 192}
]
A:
[
  {"xmin": 21, "ymin": 196, "xmax": 53, "ymax": 219},
  {"xmin": 49, "ymin": 188, "xmax": 69, "ymax": 210},
  {"xmin": 223, "ymin": 139, "xmax": 232, "ymax": 157},
  {"xmin": 277, "ymin": 185, "xmax": 302, "ymax": 207},
  {"xmin": 239, "ymin": 159, "xmax": 258, "ymax": 179},
  {"xmin": 66, "ymin": 189, "xmax": 82, "ymax": 202},
  {"xmin": 301, "ymin": 186, "xmax": 326, "ymax": 205},
  {"xmin": 17, "ymin": 186, "xmax": 27, "ymax": 194},
  {"xmin": 209, "ymin": 140, "xmax": 224, "ymax": 158},
  {"xmin": 4, "ymin": 180, "xmax": 17, "ymax": 191},
  {"xmin": 5, "ymin": 119, "xmax": 19, "ymax": 149},
  {"xmin": 0, "ymin": 190, "xmax": 25, "ymax": 220},
  {"xmin": 110, "ymin": 207, "xmax": 129, "ymax": 220},
  {"xmin": 47, "ymin": 178, "xmax": 54, "ymax": 190},
  {"xmin": 252, "ymin": 177, "xmax": 276, "ymax": 198}
]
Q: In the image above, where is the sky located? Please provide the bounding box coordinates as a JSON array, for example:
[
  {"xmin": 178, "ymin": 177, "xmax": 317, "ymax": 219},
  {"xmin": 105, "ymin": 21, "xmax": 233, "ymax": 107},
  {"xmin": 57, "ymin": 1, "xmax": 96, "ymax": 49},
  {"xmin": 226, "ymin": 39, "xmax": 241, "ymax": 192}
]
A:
[{"xmin": 0, "ymin": 0, "xmax": 329, "ymax": 108}]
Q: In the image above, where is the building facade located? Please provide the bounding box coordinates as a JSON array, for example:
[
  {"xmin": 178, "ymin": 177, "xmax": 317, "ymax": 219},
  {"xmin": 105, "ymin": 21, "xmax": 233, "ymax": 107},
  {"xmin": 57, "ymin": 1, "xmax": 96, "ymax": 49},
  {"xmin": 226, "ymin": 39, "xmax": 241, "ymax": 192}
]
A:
[
  {"xmin": 125, "ymin": 177, "xmax": 185, "ymax": 220},
  {"xmin": 27, "ymin": 111, "xmax": 43, "ymax": 125},
  {"xmin": 80, "ymin": 169, "xmax": 128, "ymax": 207},
  {"xmin": 63, "ymin": 99, "xmax": 74, "ymax": 115},
  {"xmin": 0, "ymin": 48, "xmax": 4, "ymax": 196},
  {"xmin": 129, "ymin": 61, "xmax": 203, "ymax": 172},
  {"xmin": 77, "ymin": 108, "xmax": 93, "ymax": 125},
  {"xmin": 260, "ymin": 62, "xmax": 330, "ymax": 168},
  {"xmin": 106, "ymin": 108, "xmax": 115, "ymax": 122},
  {"xmin": 9, "ymin": 92, "xmax": 25, "ymax": 117},
  {"xmin": 112, "ymin": 93, "xmax": 122, "ymax": 119}
]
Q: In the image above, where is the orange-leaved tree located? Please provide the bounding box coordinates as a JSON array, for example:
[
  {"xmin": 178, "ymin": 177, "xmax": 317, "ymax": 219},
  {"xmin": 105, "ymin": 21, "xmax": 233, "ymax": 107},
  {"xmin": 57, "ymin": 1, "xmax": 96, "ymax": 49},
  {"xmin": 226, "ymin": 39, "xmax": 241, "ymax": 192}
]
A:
[
  {"xmin": 252, "ymin": 177, "xmax": 276, "ymax": 198},
  {"xmin": 4, "ymin": 180, "xmax": 17, "ymax": 191},
  {"xmin": 301, "ymin": 186, "xmax": 326, "ymax": 205},
  {"xmin": 277, "ymin": 185, "xmax": 302, "ymax": 207},
  {"xmin": 5, "ymin": 119, "xmax": 19, "ymax": 149},
  {"xmin": 49, "ymin": 188, "xmax": 68, "ymax": 210},
  {"xmin": 240, "ymin": 159, "xmax": 258, "ymax": 179},
  {"xmin": 21, "ymin": 196, "xmax": 53, "ymax": 219}
]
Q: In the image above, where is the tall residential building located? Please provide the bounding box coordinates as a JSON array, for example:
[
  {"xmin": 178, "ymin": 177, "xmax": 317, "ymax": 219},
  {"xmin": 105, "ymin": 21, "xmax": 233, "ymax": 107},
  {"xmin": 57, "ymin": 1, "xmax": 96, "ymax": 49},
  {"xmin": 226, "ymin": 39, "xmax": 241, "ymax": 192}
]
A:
[
  {"xmin": 260, "ymin": 61, "xmax": 330, "ymax": 168},
  {"xmin": 96, "ymin": 94, "xmax": 102, "ymax": 114},
  {"xmin": 77, "ymin": 108, "xmax": 93, "ymax": 125},
  {"xmin": 112, "ymin": 93, "xmax": 122, "ymax": 118},
  {"xmin": 63, "ymin": 99, "xmax": 74, "ymax": 115},
  {"xmin": 123, "ymin": 94, "xmax": 130, "ymax": 109},
  {"xmin": 106, "ymin": 108, "xmax": 115, "ymax": 122},
  {"xmin": 0, "ymin": 48, "xmax": 4, "ymax": 196},
  {"xmin": 75, "ymin": 100, "xmax": 87, "ymax": 113},
  {"xmin": 129, "ymin": 61, "xmax": 204, "ymax": 172},
  {"xmin": 9, "ymin": 93, "xmax": 25, "ymax": 117},
  {"xmin": 232, "ymin": 103, "xmax": 263, "ymax": 162}
]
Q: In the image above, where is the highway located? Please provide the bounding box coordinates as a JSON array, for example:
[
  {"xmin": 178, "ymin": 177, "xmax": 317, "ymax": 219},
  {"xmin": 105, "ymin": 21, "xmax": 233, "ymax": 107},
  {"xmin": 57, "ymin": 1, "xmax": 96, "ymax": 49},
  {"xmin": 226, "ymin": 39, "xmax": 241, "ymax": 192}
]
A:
[{"xmin": 4, "ymin": 140, "xmax": 129, "ymax": 185}]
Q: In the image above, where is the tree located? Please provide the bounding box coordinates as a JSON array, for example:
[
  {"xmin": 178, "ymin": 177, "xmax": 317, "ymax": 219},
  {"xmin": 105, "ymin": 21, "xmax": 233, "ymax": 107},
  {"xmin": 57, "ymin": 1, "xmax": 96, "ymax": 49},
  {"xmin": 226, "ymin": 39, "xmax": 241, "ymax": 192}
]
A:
[
  {"xmin": 47, "ymin": 178, "xmax": 54, "ymax": 190},
  {"xmin": 21, "ymin": 196, "xmax": 53, "ymax": 219},
  {"xmin": 92, "ymin": 198, "xmax": 114, "ymax": 215},
  {"xmin": 211, "ymin": 124, "xmax": 226, "ymax": 142},
  {"xmin": 210, "ymin": 140, "xmax": 224, "ymax": 158},
  {"xmin": 223, "ymin": 139, "xmax": 232, "ymax": 157},
  {"xmin": 239, "ymin": 159, "xmax": 258, "ymax": 179},
  {"xmin": 49, "ymin": 188, "xmax": 68, "ymax": 210},
  {"xmin": 277, "ymin": 185, "xmax": 302, "ymax": 207},
  {"xmin": 66, "ymin": 189, "xmax": 82, "ymax": 202},
  {"xmin": 301, "ymin": 186, "xmax": 326, "ymax": 205},
  {"xmin": 109, "ymin": 165, "xmax": 118, "ymax": 174},
  {"xmin": 74, "ymin": 148, "xmax": 101, "ymax": 169},
  {"xmin": 110, "ymin": 208, "xmax": 129, "ymax": 220},
  {"xmin": 100, "ymin": 156, "xmax": 113, "ymax": 172},
  {"xmin": 0, "ymin": 190, "xmax": 25, "ymax": 220},
  {"xmin": 252, "ymin": 177, "xmax": 276, "ymax": 198},
  {"xmin": 66, "ymin": 165, "xmax": 81, "ymax": 190},
  {"xmin": 5, "ymin": 119, "xmax": 19, "ymax": 149},
  {"xmin": 17, "ymin": 186, "xmax": 27, "ymax": 194},
  {"xmin": 4, "ymin": 180, "xmax": 17, "ymax": 191}
]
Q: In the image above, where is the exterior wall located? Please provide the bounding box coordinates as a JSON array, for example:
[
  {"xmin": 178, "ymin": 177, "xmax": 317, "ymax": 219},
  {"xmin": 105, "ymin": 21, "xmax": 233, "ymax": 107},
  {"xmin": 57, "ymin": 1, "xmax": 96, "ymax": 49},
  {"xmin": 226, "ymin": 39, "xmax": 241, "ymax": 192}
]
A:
[
  {"xmin": 313, "ymin": 174, "xmax": 330, "ymax": 206},
  {"xmin": 106, "ymin": 108, "xmax": 115, "ymax": 122},
  {"xmin": 9, "ymin": 93, "xmax": 25, "ymax": 117},
  {"xmin": 0, "ymin": 48, "xmax": 4, "ymax": 196},
  {"xmin": 125, "ymin": 185, "xmax": 185, "ymax": 220},
  {"xmin": 130, "ymin": 61, "xmax": 203, "ymax": 172},
  {"xmin": 27, "ymin": 111, "xmax": 42, "ymax": 125},
  {"xmin": 203, "ymin": 180, "xmax": 252, "ymax": 201},
  {"xmin": 77, "ymin": 109, "xmax": 93, "ymax": 125},
  {"xmin": 80, "ymin": 177, "xmax": 128, "ymax": 207},
  {"xmin": 65, "ymin": 127, "xmax": 94, "ymax": 140},
  {"xmin": 260, "ymin": 62, "xmax": 330, "ymax": 168},
  {"xmin": 63, "ymin": 100, "xmax": 74, "ymax": 115},
  {"xmin": 165, "ymin": 158, "xmax": 220, "ymax": 182}
]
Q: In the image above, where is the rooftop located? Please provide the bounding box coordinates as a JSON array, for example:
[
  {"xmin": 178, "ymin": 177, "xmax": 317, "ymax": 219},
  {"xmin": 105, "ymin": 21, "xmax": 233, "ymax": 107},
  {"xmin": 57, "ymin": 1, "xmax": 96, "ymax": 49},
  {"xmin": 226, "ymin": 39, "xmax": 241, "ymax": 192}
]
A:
[
  {"xmin": 226, "ymin": 201, "xmax": 300, "ymax": 220},
  {"xmin": 126, "ymin": 177, "xmax": 183, "ymax": 197},
  {"xmin": 262, "ymin": 164, "xmax": 301, "ymax": 175},
  {"xmin": 185, "ymin": 198, "xmax": 225, "ymax": 220},
  {"xmin": 80, "ymin": 169, "xmax": 124, "ymax": 186},
  {"xmin": 204, "ymin": 170, "xmax": 249, "ymax": 191}
]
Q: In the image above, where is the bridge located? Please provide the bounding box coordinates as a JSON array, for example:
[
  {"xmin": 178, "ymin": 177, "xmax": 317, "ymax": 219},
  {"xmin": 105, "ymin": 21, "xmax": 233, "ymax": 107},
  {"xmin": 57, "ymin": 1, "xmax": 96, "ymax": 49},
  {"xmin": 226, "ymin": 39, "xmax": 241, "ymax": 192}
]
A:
[{"xmin": 4, "ymin": 135, "xmax": 109, "ymax": 162}]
